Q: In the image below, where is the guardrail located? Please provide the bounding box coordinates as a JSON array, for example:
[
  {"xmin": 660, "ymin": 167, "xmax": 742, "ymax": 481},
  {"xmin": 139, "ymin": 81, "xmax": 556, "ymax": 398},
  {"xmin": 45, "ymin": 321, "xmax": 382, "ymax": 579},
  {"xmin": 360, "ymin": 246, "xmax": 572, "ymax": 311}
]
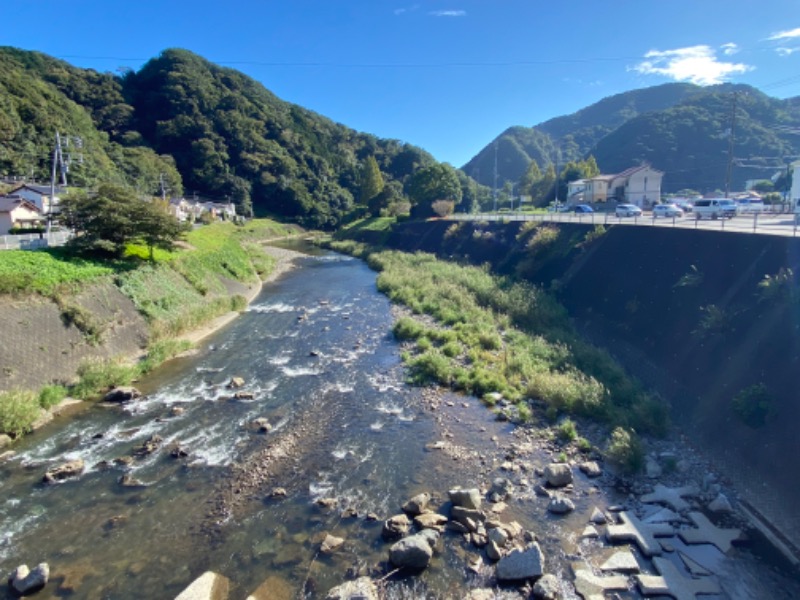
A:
[
  {"xmin": 450, "ymin": 211, "xmax": 800, "ymax": 237},
  {"xmin": 0, "ymin": 231, "xmax": 72, "ymax": 250}
]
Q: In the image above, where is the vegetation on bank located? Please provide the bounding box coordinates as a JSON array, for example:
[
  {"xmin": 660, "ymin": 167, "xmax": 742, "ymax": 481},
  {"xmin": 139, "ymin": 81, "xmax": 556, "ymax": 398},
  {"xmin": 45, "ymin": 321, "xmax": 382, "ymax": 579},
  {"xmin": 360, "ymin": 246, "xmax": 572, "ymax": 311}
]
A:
[
  {"xmin": 0, "ymin": 218, "xmax": 297, "ymax": 438},
  {"xmin": 326, "ymin": 234, "xmax": 662, "ymax": 471}
]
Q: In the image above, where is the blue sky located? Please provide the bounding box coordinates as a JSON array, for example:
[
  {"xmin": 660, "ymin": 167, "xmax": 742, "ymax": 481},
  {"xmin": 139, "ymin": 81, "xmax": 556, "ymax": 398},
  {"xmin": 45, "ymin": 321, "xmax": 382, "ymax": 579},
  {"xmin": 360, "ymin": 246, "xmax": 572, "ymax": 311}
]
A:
[{"xmin": 3, "ymin": 1, "xmax": 799, "ymax": 166}]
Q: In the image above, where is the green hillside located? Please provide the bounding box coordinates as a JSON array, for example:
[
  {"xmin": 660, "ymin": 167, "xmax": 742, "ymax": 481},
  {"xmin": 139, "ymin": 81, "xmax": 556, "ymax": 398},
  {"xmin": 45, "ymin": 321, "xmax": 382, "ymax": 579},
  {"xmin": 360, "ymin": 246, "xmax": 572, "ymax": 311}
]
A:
[
  {"xmin": 0, "ymin": 47, "xmax": 446, "ymax": 228},
  {"xmin": 464, "ymin": 82, "xmax": 800, "ymax": 194}
]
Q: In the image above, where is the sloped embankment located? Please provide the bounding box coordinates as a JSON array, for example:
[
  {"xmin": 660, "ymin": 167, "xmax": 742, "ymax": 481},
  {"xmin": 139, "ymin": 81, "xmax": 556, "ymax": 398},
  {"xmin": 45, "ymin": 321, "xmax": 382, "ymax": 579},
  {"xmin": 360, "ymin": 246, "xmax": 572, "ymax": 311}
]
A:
[{"xmin": 380, "ymin": 219, "xmax": 800, "ymax": 547}]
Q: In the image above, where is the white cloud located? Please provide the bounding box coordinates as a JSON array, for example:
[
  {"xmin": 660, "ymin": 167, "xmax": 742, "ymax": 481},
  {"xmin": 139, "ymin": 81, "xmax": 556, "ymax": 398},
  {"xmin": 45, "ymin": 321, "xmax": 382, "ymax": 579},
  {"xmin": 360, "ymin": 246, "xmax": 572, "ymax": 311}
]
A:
[
  {"xmin": 776, "ymin": 47, "xmax": 800, "ymax": 56},
  {"xmin": 767, "ymin": 27, "xmax": 800, "ymax": 41},
  {"xmin": 393, "ymin": 4, "xmax": 419, "ymax": 15},
  {"xmin": 429, "ymin": 10, "xmax": 466, "ymax": 17},
  {"xmin": 720, "ymin": 42, "xmax": 739, "ymax": 56},
  {"xmin": 631, "ymin": 45, "xmax": 752, "ymax": 85}
]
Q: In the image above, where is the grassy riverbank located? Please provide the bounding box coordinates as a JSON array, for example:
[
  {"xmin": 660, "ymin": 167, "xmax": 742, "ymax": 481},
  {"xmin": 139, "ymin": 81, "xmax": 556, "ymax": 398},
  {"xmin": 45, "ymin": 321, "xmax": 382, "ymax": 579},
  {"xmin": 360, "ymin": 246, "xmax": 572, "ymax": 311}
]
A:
[{"xmin": 0, "ymin": 220, "xmax": 299, "ymax": 439}]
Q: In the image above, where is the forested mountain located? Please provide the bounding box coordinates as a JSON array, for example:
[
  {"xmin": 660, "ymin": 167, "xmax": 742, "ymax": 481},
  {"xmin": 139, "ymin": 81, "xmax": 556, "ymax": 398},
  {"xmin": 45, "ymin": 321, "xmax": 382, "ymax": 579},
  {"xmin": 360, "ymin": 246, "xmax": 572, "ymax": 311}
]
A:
[
  {"xmin": 464, "ymin": 83, "xmax": 800, "ymax": 194},
  {"xmin": 0, "ymin": 47, "xmax": 459, "ymax": 227}
]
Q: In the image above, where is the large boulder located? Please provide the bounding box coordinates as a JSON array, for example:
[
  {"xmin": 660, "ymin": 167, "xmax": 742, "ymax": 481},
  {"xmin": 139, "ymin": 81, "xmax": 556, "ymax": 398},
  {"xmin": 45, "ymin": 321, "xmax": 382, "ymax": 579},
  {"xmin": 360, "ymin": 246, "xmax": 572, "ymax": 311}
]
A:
[
  {"xmin": 43, "ymin": 459, "xmax": 84, "ymax": 484},
  {"xmin": 414, "ymin": 513, "xmax": 448, "ymax": 532},
  {"xmin": 9, "ymin": 563, "xmax": 50, "ymax": 595},
  {"xmin": 496, "ymin": 543, "xmax": 545, "ymax": 581},
  {"xmin": 325, "ymin": 577, "xmax": 379, "ymax": 600},
  {"xmin": 0, "ymin": 434, "xmax": 12, "ymax": 448},
  {"xmin": 543, "ymin": 464, "xmax": 573, "ymax": 487},
  {"xmin": 382, "ymin": 514, "xmax": 411, "ymax": 540},
  {"xmin": 102, "ymin": 387, "xmax": 142, "ymax": 403},
  {"xmin": 547, "ymin": 494, "xmax": 575, "ymax": 515},
  {"xmin": 389, "ymin": 531, "xmax": 438, "ymax": 570},
  {"xmin": 451, "ymin": 506, "xmax": 485, "ymax": 531},
  {"xmin": 175, "ymin": 571, "xmax": 230, "ymax": 600},
  {"xmin": 449, "ymin": 488, "xmax": 482, "ymax": 510},
  {"xmin": 402, "ymin": 492, "xmax": 430, "ymax": 515},
  {"xmin": 320, "ymin": 534, "xmax": 345, "ymax": 554}
]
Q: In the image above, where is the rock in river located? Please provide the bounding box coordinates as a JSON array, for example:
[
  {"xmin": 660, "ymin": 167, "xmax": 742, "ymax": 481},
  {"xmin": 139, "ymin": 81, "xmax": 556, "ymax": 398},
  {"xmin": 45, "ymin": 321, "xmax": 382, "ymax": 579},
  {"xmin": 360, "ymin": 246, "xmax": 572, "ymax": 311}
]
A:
[
  {"xmin": 402, "ymin": 492, "xmax": 430, "ymax": 515},
  {"xmin": 43, "ymin": 459, "xmax": 84, "ymax": 484},
  {"xmin": 449, "ymin": 487, "xmax": 482, "ymax": 510},
  {"xmin": 382, "ymin": 514, "xmax": 411, "ymax": 540},
  {"xmin": 389, "ymin": 531, "xmax": 438, "ymax": 570},
  {"xmin": 496, "ymin": 542, "xmax": 545, "ymax": 581},
  {"xmin": 543, "ymin": 463, "xmax": 573, "ymax": 488},
  {"xmin": 8, "ymin": 563, "xmax": 50, "ymax": 595},
  {"xmin": 102, "ymin": 386, "xmax": 142, "ymax": 403},
  {"xmin": 325, "ymin": 577, "xmax": 379, "ymax": 600},
  {"xmin": 547, "ymin": 494, "xmax": 575, "ymax": 515},
  {"xmin": 175, "ymin": 571, "xmax": 230, "ymax": 600}
]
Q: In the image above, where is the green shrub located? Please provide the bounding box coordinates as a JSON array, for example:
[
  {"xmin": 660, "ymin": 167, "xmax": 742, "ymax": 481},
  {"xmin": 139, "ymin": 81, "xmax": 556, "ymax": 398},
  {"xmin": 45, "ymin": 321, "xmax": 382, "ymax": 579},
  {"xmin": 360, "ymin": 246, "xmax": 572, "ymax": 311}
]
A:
[
  {"xmin": 556, "ymin": 417, "xmax": 578, "ymax": 442},
  {"xmin": 71, "ymin": 360, "xmax": 139, "ymax": 400},
  {"xmin": 38, "ymin": 385, "xmax": 68, "ymax": 409},
  {"xmin": 517, "ymin": 401, "xmax": 533, "ymax": 423},
  {"xmin": 0, "ymin": 389, "xmax": 40, "ymax": 437},
  {"xmin": 393, "ymin": 316, "xmax": 425, "ymax": 341},
  {"xmin": 406, "ymin": 350, "xmax": 453, "ymax": 385},
  {"xmin": 731, "ymin": 384, "xmax": 774, "ymax": 428},
  {"xmin": 139, "ymin": 339, "xmax": 194, "ymax": 373},
  {"xmin": 606, "ymin": 427, "xmax": 644, "ymax": 474}
]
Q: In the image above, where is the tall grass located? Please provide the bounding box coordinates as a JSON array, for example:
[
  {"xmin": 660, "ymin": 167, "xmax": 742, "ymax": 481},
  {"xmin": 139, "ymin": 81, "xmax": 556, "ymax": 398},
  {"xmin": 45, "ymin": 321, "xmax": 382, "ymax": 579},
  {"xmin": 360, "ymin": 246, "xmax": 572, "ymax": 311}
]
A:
[{"xmin": 371, "ymin": 250, "xmax": 665, "ymax": 435}]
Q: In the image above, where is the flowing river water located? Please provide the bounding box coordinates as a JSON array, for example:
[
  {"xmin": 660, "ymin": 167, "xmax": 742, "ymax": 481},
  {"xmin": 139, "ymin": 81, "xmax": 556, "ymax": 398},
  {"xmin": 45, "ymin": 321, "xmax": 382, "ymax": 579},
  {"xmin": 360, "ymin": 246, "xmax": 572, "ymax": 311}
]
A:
[{"xmin": 1, "ymin": 244, "xmax": 799, "ymax": 599}]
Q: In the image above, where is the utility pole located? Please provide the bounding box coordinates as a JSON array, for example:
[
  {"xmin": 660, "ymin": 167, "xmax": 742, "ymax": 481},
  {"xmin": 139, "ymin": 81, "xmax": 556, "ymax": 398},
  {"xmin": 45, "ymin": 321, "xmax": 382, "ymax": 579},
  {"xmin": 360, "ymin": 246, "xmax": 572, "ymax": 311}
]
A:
[
  {"xmin": 553, "ymin": 149, "xmax": 560, "ymax": 206},
  {"xmin": 493, "ymin": 141, "xmax": 498, "ymax": 213},
  {"xmin": 724, "ymin": 91, "xmax": 740, "ymax": 198},
  {"xmin": 159, "ymin": 173, "xmax": 167, "ymax": 202},
  {"xmin": 48, "ymin": 132, "xmax": 65, "ymax": 235}
]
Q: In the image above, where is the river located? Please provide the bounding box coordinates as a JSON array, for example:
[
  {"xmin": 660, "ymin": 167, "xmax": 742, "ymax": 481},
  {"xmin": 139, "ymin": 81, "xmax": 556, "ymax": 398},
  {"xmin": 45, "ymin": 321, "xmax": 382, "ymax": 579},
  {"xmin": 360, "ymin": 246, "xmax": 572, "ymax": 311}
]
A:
[{"xmin": 1, "ymin": 244, "xmax": 798, "ymax": 599}]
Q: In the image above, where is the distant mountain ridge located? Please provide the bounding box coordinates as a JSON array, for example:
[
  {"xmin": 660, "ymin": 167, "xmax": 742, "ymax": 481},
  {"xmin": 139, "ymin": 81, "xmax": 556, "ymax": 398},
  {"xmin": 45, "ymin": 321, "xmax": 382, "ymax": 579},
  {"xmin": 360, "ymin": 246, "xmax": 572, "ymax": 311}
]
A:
[{"xmin": 464, "ymin": 83, "xmax": 800, "ymax": 194}]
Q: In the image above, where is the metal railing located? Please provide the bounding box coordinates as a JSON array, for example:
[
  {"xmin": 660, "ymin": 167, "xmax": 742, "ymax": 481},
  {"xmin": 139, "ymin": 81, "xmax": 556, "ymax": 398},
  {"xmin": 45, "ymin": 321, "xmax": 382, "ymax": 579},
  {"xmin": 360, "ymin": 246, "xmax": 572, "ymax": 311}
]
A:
[
  {"xmin": 450, "ymin": 210, "xmax": 800, "ymax": 237},
  {"xmin": 0, "ymin": 231, "xmax": 72, "ymax": 250}
]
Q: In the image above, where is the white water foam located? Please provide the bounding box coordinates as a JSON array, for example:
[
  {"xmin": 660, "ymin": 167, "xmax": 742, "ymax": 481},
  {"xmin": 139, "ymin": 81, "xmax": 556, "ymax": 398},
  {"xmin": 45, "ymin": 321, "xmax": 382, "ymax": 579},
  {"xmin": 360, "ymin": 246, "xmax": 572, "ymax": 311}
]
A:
[
  {"xmin": 281, "ymin": 366, "xmax": 322, "ymax": 377},
  {"xmin": 248, "ymin": 301, "xmax": 298, "ymax": 314}
]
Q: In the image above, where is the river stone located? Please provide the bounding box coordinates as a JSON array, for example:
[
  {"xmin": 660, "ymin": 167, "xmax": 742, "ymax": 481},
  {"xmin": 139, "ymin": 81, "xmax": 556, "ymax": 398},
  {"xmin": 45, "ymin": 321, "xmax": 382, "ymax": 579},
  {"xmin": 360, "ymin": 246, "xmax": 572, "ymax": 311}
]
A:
[
  {"xmin": 496, "ymin": 542, "xmax": 545, "ymax": 581},
  {"xmin": 467, "ymin": 591, "xmax": 496, "ymax": 600},
  {"xmin": 133, "ymin": 434, "xmax": 163, "ymax": 457},
  {"xmin": 43, "ymin": 458, "xmax": 85, "ymax": 483},
  {"xmin": 533, "ymin": 573, "xmax": 560, "ymax": 599},
  {"xmin": 590, "ymin": 507, "xmax": 608, "ymax": 524},
  {"xmin": 382, "ymin": 514, "xmax": 411, "ymax": 540},
  {"xmin": 414, "ymin": 513, "xmax": 448, "ymax": 531},
  {"xmin": 451, "ymin": 506, "xmax": 485, "ymax": 530},
  {"xmin": 175, "ymin": 571, "xmax": 230, "ymax": 600},
  {"xmin": 102, "ymin": 386, "xmax": 142, "ymax": 403},
  {"xmin": 246, "ymin": 574, "xmax": 293, "ymax": 600},
  {"xmin": 227, "ymin": 377, "xmax": 245, "ymax": 389},
  {"xmin": 488, "ymin": 526, "xmax": 509, "ymax": 546},
  {"xmin": 547, "ymin": 494, "xmax": 575, "ymax": 514},
  {"xmin": 486, "ymin": 539, "xmax": 503, "ymax": 561},
  {"xmin": 9, "ymin": 563, "xmax": 50, "ymax": 595},
  {"xmin": 325, "ymin": 576, "xmax": 379, "ymax": 600},
  {"xmin": 402, "ymin": 492, "xmax": 430, "ymax": 515},
  {"xmin": 543, "ymin": 463, "xmax": 573, "ymax": 487},
  {"xmin": 449, "ymin": 487, "xmax": 482, "ymax": 509},
  {"xmin": 389, "ymin": 532, "xmax": 436, "ymax": 569},
  {"xmin": 490, "ymin": 477, "xmax": 514, "ymax": 501},
  {"xmin": 579, "ymin": 461, "xmax": 602, "ymax": 478},
  {"xmin": 0, "ymin": 434, "xmax": 12, "ymax": 448},
  {"xmin": 320, "ymin": 533, "xmax": 345, "ymax": 554}
]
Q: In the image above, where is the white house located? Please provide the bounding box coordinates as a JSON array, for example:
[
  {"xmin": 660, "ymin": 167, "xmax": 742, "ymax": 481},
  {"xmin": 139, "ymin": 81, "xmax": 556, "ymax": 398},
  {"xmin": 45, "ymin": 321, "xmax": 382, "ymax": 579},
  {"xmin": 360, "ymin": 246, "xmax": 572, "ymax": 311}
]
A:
[
  {"xmin": 581, "ymin": 165, "xmax": 663, "ymax": 207},
  {"xmin": 566, "ymin": 179, "xmax": 587, "ymax": 203},
  {"xmin": 788, "ymin": 160, "xmax": 800, "ymax": 210},
  {"xmin": 8, "ymin": 184, "xmax": 63, "ymax": 213},
  {"xmin": 0, "ymin": 196, "xmax": 44, "ymax": 235}
]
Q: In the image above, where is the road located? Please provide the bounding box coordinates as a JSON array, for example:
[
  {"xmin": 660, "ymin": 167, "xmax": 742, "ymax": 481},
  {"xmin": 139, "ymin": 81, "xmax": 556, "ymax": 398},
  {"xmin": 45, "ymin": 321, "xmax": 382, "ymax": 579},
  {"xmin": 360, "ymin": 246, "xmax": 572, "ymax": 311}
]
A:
[{"xmin": 451, "ymin": 211, "xmax": 800, "ymax": 237}]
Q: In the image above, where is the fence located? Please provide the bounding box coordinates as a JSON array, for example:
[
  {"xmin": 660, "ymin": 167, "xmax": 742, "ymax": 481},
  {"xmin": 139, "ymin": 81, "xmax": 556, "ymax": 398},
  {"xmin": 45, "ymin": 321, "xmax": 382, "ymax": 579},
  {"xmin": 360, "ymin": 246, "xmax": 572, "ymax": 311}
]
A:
[
  {"xmin": 452, "ymin": 210, "xmax": 800, "ymax": 237},
  {"xmin": 0, "ymin": 231, "xmax": 72, "ymax": 250}
]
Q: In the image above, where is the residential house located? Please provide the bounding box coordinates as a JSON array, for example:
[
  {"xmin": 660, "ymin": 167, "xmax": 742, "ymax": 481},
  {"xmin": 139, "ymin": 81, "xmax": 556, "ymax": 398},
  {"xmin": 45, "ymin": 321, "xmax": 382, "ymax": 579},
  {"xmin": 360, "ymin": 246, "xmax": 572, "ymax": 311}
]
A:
[
  {"xmin": 167, "ymin": 197, "xmax": 237, "ymax": 222},
  {"xmin": 566, "ymin": 179, "xmax": 587, "ymax": 204},
  {"xmin": 791, "ymin": 160, "xmax": 800, "ymax": 210},
  {"xmin": 0, "ymin": 196, "xmax": 44, "ymax": 235},
  {"xmin": 581, "ymin": 165, "xmax": 663, "ymax": 208},
  {"xmin": 8, "ymin": 184, "xmax": 63, "ymax": 213}
]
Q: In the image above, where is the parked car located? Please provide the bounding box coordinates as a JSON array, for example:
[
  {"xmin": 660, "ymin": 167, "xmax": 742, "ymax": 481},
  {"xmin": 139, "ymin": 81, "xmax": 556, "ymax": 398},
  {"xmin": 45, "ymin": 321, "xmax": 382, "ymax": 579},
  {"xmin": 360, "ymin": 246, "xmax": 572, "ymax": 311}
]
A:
[
  {"xmin": 572, "ymin": 204, "xmax": 594, "ymax": 214},
  {"xmin": 736, "ymin": 199, "xmax": 765, "ymax": 214},
  {"xmin": 615, "ymin": 203, "xmax": 642, "ymax": 217},
  {"xmin": 652, "ymin": 204, "xmax": 684, "ymax": 218},
  {"xmin": 674, "ymin": 200, "xmax": 693, "ymax": 213},
  {"xmin": 693, "ymin": 198, "xmax": 737, "ymax": 219}
]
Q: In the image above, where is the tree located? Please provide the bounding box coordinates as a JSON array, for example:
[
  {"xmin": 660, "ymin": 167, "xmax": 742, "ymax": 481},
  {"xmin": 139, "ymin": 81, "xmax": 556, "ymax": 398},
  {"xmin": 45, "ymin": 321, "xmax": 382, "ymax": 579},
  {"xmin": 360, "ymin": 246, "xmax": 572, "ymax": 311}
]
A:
[
  {"xmin": 431, "ymin": 200, "xmax": 455, "ymax": 218},
  {"xmin": 61, "ymin": 183, "xmax": 183, "ymax": 258},
  {"xmin": 751, "ymin": 180, "xmax": 774, "ymax": 194},
  {"xmin": 407, "ymin": 164, "xmax": 462, "ymax": 219},
  {"xmin": 518, "ymin": 160, "xmax": 542, "ymax": 198},
  {"xmin": 359, "ymin": 156, "xmax": 384, "ymax": 205},
  {"xmin": 530, "ymin": 164, "xmax": 556, "ymax": 205}
]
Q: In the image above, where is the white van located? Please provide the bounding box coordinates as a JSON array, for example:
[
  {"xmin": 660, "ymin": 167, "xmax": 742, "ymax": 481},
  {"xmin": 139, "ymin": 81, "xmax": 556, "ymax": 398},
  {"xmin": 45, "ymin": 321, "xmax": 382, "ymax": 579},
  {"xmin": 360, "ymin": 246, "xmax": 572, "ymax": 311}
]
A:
[{"xmin": 693, "ymin": 198, "xmax": 737, "ymax": 220}]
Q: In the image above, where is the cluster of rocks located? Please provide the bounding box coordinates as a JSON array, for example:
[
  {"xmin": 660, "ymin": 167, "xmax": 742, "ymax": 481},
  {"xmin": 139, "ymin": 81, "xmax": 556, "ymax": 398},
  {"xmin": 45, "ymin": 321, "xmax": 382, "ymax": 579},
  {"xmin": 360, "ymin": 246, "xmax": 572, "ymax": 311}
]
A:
[{"xmin": 377, "ymin": 486, "xmax": 560, "ymax": 599}]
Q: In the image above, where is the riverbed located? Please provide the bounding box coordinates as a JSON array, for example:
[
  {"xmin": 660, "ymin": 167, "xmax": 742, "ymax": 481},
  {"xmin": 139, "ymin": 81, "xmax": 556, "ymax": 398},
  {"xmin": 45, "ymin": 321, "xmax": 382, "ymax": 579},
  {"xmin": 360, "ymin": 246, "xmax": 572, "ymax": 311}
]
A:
[{"xmin": 1, "ymin": 245, "xmax": 798, "ymax": 599}]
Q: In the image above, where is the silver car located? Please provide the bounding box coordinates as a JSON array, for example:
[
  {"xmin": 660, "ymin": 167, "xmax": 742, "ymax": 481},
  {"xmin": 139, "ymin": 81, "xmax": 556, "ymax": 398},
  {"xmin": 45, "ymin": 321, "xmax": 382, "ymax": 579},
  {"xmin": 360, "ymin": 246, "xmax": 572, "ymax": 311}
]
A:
[
  {"xmin": 615, "ymin": 204, "xmax": 642, "ymax": 217},
  {"xmin": 652, "ymin": 204, "xmax": 684, "ymax": 218}
]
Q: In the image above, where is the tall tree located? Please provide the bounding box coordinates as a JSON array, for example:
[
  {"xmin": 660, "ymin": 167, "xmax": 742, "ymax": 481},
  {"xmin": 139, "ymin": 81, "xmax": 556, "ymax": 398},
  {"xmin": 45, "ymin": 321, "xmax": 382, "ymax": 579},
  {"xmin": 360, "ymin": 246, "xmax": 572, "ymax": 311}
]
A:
[
  {"xmin": 359, "ymin": 155, "xmax": 384, "ymax": 205},
  {"xmin": 406, "ymin": 164, "xmax": 462, "ymax": 219},
  {"xmin": 518, "ymin": 159, "xmax": 542, "ymax": 198},
  {"xmin": 530, "ymin": 164, "xmax": 556, "ymax": 205}
]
